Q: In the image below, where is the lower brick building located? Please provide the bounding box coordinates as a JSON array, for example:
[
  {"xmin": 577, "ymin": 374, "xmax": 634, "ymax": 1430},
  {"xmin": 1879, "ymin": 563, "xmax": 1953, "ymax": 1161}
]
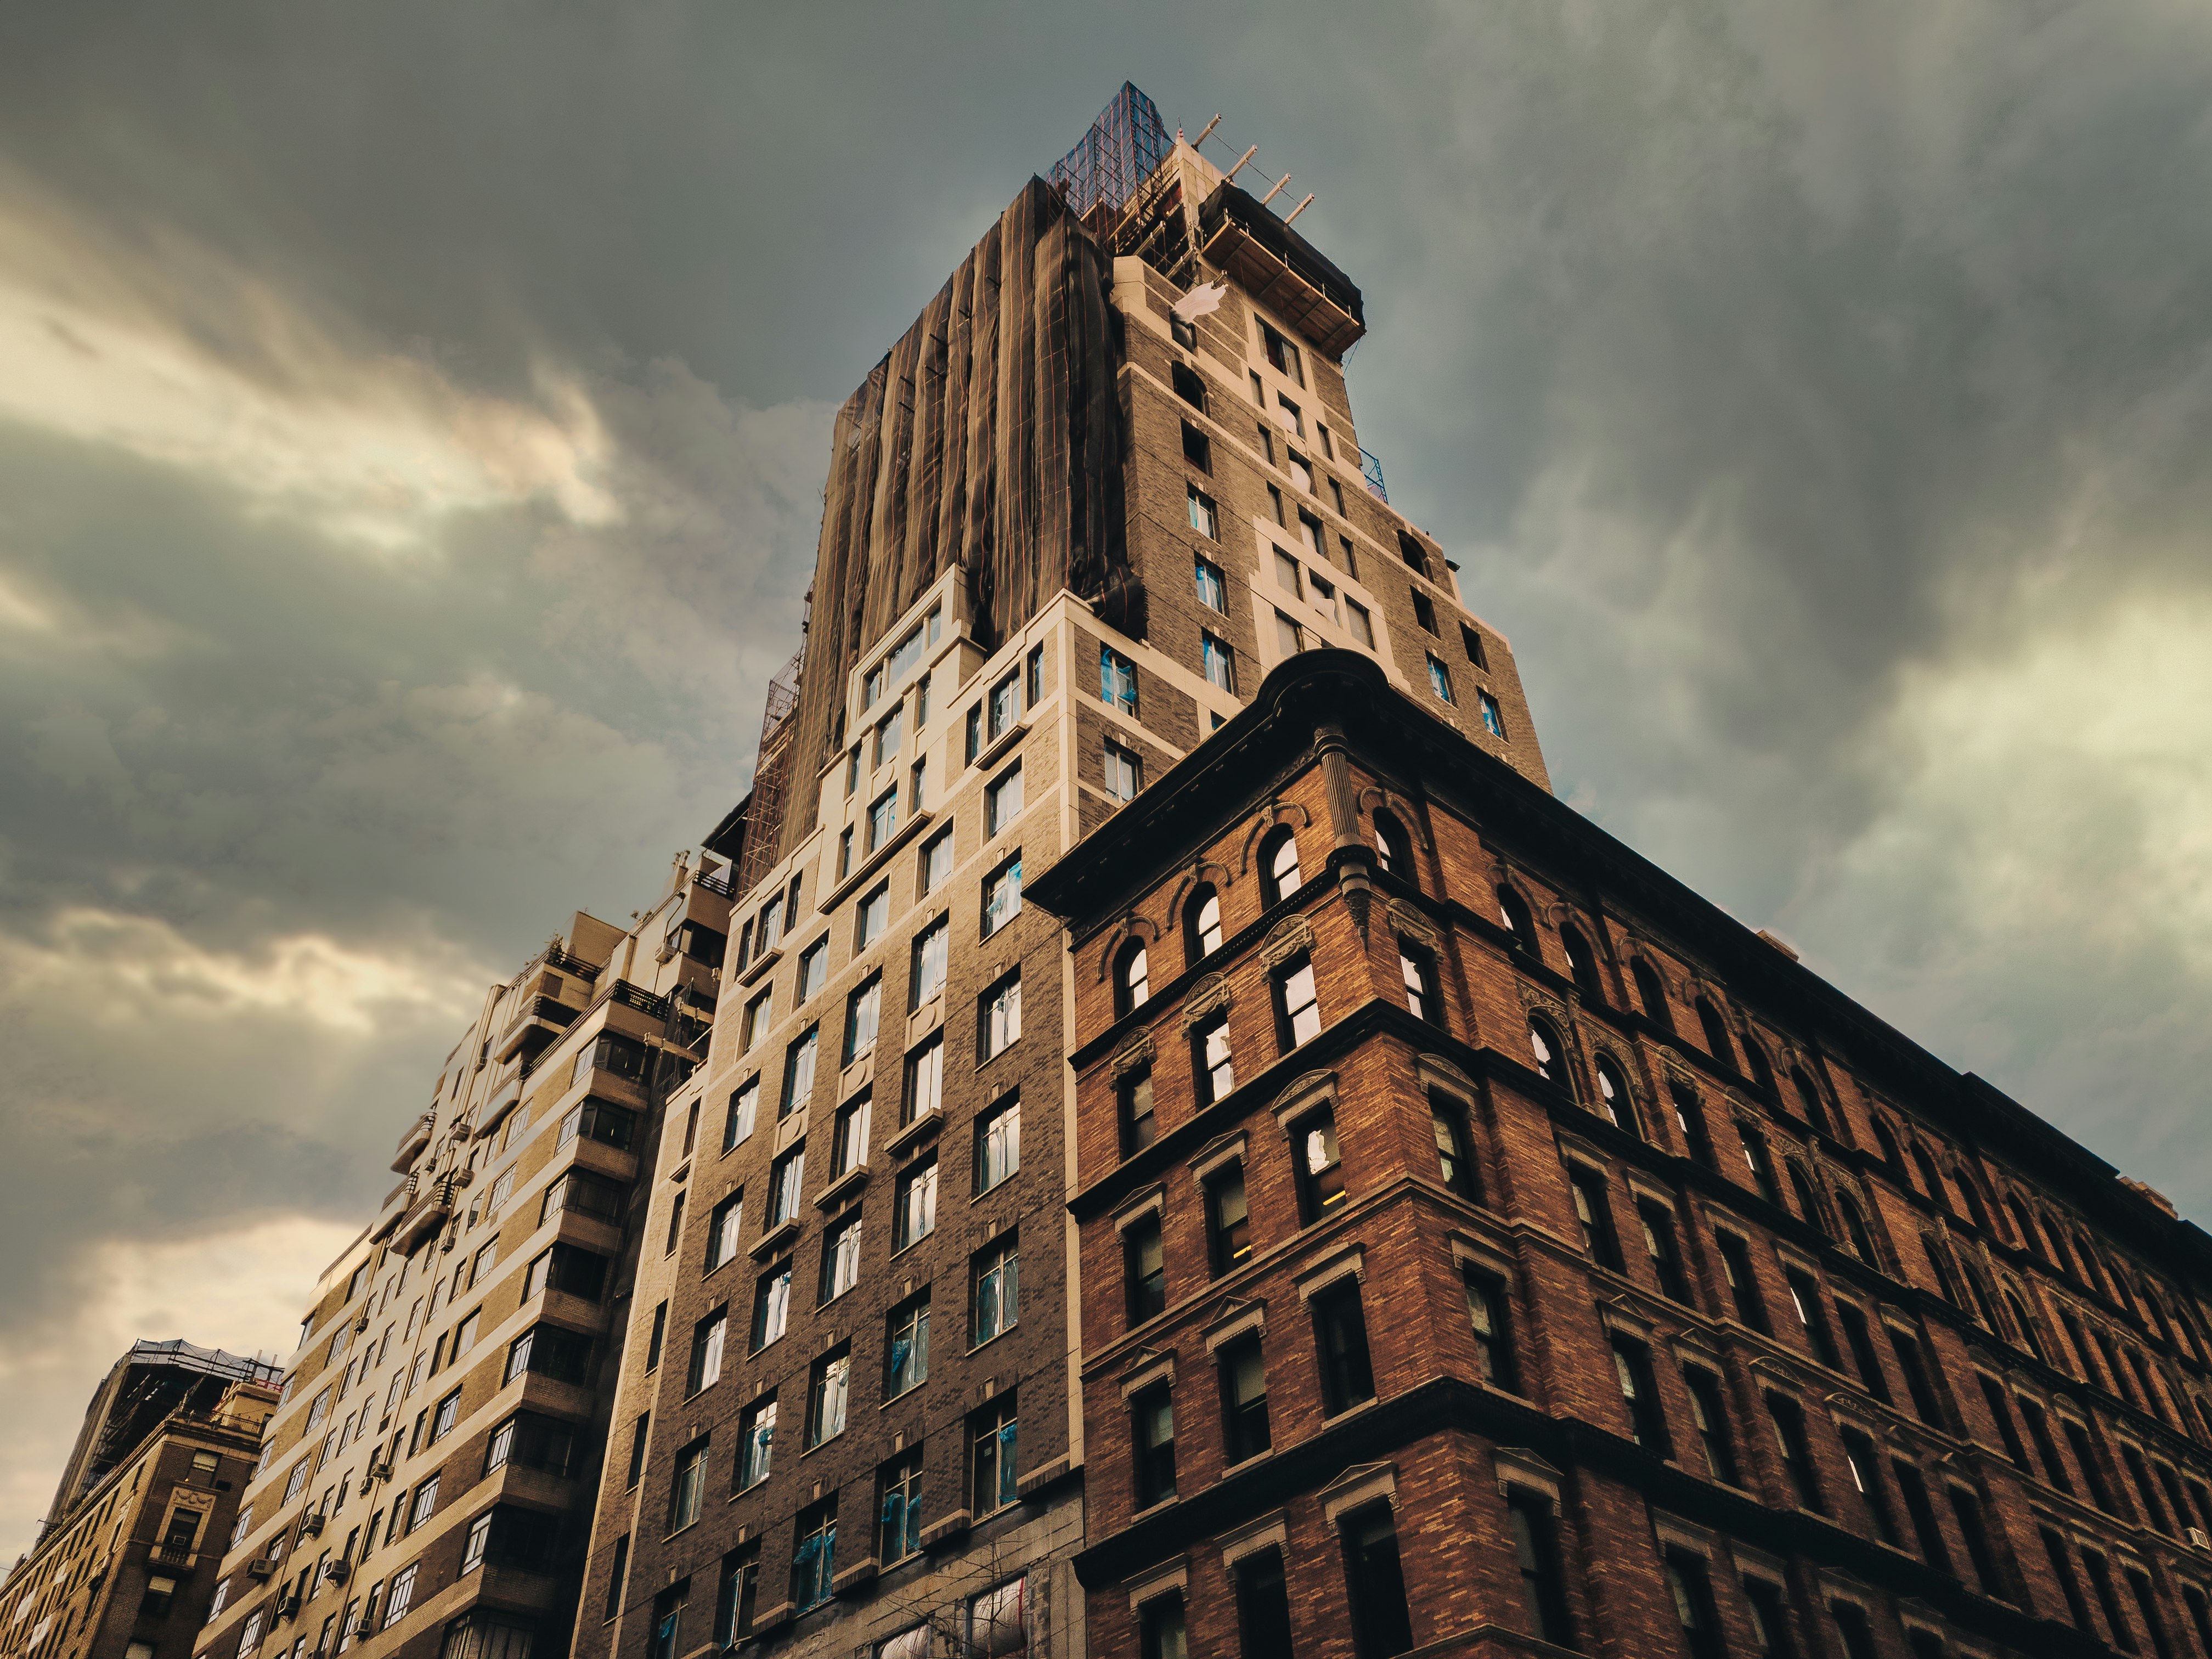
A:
[
  {"xmin": 1030, "ymin": 647, "xmax": 2212, "ymax": 1659},
  {"xmin": 1, "ymin": 1348, "xmax": 280, "ymax": 1659}
]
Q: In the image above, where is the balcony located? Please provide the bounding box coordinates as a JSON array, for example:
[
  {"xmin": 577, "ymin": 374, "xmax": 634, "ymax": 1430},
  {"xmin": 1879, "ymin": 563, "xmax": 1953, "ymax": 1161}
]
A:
[
  {"xmin": 390, "ymin": 1112, "xmax": 435, "ymax": 1173},
  {"xmin": 495, "ymin": 995, "xmax": 579, "ymax": 1064},
  {"xmin": 394, "ymin": 1175, "xmax": 456, "ymax": 1252},
  {"xmin": 1197, "ymin": 179, "xmax": 1365, "ymax": 358},
  {"xmin": 543, "ymin": 946, "xmax": 602, "ymax": 983}
]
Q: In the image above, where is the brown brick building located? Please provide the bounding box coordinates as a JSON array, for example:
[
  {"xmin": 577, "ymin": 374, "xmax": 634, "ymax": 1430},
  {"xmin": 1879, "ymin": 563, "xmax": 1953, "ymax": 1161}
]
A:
[
  {"xmin": 1031, "ymin": 645, "xmax": 2212, "ymax": 1659},
  {"xmin": 2, "ymin": 1347, "xmax": 279, "ymax": 1659}
]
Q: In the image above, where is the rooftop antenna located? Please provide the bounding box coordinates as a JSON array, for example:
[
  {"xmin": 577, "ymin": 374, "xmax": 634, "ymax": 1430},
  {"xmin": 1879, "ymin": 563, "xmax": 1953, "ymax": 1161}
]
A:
[
  {"xmin": 1192, "ymin": 113, "xmax": 1222, "ymax": 147},
  {"xmin": 1259, "ymin": 172, "xmax": 1291, "ymax": 206},
  {"xmin": 1223, "ymin": 144, "xmax": 1259, "ymax": 184},
  {"xmin": 1283, "ymin": 193, "xmax": 1316, "ymax": 225}
]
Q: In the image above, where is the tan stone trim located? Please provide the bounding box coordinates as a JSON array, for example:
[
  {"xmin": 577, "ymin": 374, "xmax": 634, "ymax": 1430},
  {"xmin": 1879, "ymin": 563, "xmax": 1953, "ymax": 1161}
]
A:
[
  {"xmin": 1318, "ymin": 1460, "xmax": 1397, "ymax": 1525},
  {"xmin": 1202, "ymin": 1299, "xmax": 1266, "ymax": 1355},
  {"xmin": 1123, "ymin": 1559, "xmax": 1187, "ymax": 1612},
  {"xmin": 1492, "ymin": 1447, "xmax": 1564, "ymax": 1515},
  {"xmin": 1188, "ymin": 1130, "xmax": 1247, "ymax": 1186},
  {"xmin": 1295, "ymin": 1246, "xmax": 1364, "ymax": 1302},
  {"xmin": 1268, "ymin": 1069, "xmax": 1339, "ymax": 1130},
  {"xmin": 1215, "ymin": 1510, "xmax": 1289, "ymax": 1568}
]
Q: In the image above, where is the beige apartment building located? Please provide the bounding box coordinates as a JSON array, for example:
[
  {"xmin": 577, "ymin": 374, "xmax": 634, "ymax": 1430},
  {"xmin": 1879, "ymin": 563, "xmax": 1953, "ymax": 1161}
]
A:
[{"xmin": 2, "ymin": 1345, "xmax": 280, "ymax": 1659}]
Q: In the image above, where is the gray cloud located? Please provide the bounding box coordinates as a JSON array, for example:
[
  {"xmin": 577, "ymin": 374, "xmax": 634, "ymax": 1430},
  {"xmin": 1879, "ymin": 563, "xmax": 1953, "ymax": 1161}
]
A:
[{"xmin": 3, "ymin": 0, "xmax": 2210, "ymax": 1553}]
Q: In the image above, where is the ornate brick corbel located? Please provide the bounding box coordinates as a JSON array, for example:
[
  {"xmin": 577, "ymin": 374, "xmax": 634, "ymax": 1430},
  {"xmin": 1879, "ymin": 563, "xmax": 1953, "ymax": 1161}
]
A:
[
  {"xmin": 1385, "ymin": 898, "xmax": 1437, "ymax": 947},
  {"xmin": 1179, "ymin": 973, "xmax": 1231, "ymax": 1031},
  {"xmin": 1259, "ymin": 913, "xmax": 1316, "ymax": 968},
  {"xmin": 1110, "ymin": 1034, "xmax": 1155, "ymax": 1077}
]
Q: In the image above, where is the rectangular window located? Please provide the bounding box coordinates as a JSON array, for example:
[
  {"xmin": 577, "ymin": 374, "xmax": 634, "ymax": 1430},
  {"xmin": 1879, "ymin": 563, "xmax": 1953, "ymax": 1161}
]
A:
[
  {"xmin": 1181, "ymin": 420, "xmax": 1212, "ymax": 473},
  {"xmin": 626, "ymin": 1413, "xmax": 651, "ymax": 1488},
  {"xmin": 1124, "ymin": 1215, "xmax": 1166, "ymax": 1325},
  {"xmin": 1267, "ymin": 483, "xmax": 1285, "ymax": 526},
  {"xmin": 1100, "ymin": 646, "xmax": 1138, "ymax": 714},
  {"xmin": 842, "ymin": 973, "xmax": 882, "ymax": 1065},
  {"xmin": 1768, "ymin": 1393, "xmax": 1824, "ymax": 1512},
  {"xmin": 893, "ymin": 1156, "xmax": 937, "ymax": 1252},
  {"xmin": 1273, "ymin": 954, "xmax": 1321, "ymax": 1048},
  {"xmin": 1329, "ymin": 476, "xmax": 1346, "ymax": 515},
  {"xmin": 915, "ymin": 671, "xmax": 930, "ymax": 730},
  {"xmin": 769, "ymin": 1146, "xmax": 805, "ymax": 1227},
  {"xmin": 1205, "ymin": 1161, "xmax": 1251, "ymax": 1276},
  {"xmin": 1293, "ymin": 1111, "xmax": 1345, "ymax": 1223},
  {"xmin": 1639, "ymin": 1201, "xmax": 1694, "ymax": 1305},
  {"xmin": 1784, "ymin": 1268, "xmax": 1840, "ymax": 1367},
  {"xmin": 973, "ymin": 1401, "xmax": 1019, "ymax": 1514},
  {"xmin": 1187, "ymin": 485, "xmax": 1218, "ymax": 539},
  {"xmin": 886, "ymin": 1292, "xmax": 930, "ymax": 1397},
  {"xmin": 919, "ymin": 827, "xmax": 953, "ymax": 894},
  {"xmin": 964, "ymin": 706, "xmax": 982, "ymax": 765},
  {"xmin": 663, "ymin": 1190, "xmax": 687, "ymax": 1256},
  {"xmin": 1835, "ymin": 1301, "xmax": 1890, "ymax": 1402},
  {"xmin": 383, "ymin": 1564, "xmax": 417, "ymax": 1628},
  {"xmin": 981, "ymin": 970, "xmax": 1022, "ymax": 1057},
  {"xmin": 910, "ymin": 917, "xmax": 947, "ymax": 1008},
  {"xmin": 1426, "ymin": 653, "xmax": 1454, "ymax": 703},
  {"xmin": 715, "ymin": 1545, "xmax": 759, "ymax": 1647},
  {"xmin": 1103, "ymin": 741, "xmax": 1140, "ymax": 804},
  {"xmin": 866, "ymin": 787, "xmax": 898, "ymax": 854},
  {"xmin": 1274, "ymin": 608, "xmax": 1304, "ymax": 656},
  {"xmin": 975, "ymin": 1093, "xmax": 1020, "ymax": 1193},
  {"xmin": 805, "ymin": 1349, "xmax": 850, "ymax": 1447},
  {"xmin": 735, "ymin": 1395, "xmax": 776, "ymax": 1490},
  {"xmin": 988, "ymin": 672, "xmax": 1018, "ymax": 741},
  {"xmin": 792, "ymin": 1502, "xmax": 836, "ymax": 1611},
  {"xmin": 1400, "ymin": 944, "xmax": 1440, "ymax": 1025},
  {"xmin": 1465, "ymin": 1271, "xmax": 1514, "ymax": 1388},
  {"xmin": 855, "ymin": 882, "xmax": 889, "ymax": 948},
  {"xmin": 1683, "ymin": 1366, "xmax": 1739, "ymax": 1485},
  {"xmin": 704, "ymin": 1194, "xmax": 743, "ymax": 1272},
  {"xmin": 1273, "ymin": 546, "xmax": 1301, "ymax": 598},
  {"xmin": 1569, "ymin": 1167, "xmax": 1624, "ymax": 1271},
  {"xmin": 686, "ymin": 1310, "xmax": 726, "ymax": 1395},
  {"xmin": 749, "ymin": 1262, "xmax": 792, "ymax": 1351},
  {"xmin": 1132, "ymin": 1385, "xmax": 1176, "ymax": 1508},
  {"xmin": 817, "ymin": 1210, "xmax": 861, "ymax": 1305},
  {"xmin": 721, "ymin": 1079, "xmax": 760, "ymax": 1156},
  {"xmin": 832, "ymin": 1092, "xmax": 870, "ymax": 1178},
  {"xmin": 668, "ymin": 1437, "xmax": 708, "ymax": 1533},
  {"xmin": 1194, "ymin": 556, "xmax": 1226, "ymax": 611},
  {"xmin": 1024, "ymin": 642, "xmax": 1042, "ymax": 709},
  {"xmin": 1888, "ymin": 1324, "xmax": 1944, "ymax": 1426},
  {"xmin": 1313, "ymin": 1279, "xmax": 1376, "ymax": 1414},
  {"xmin": 982, "ymin": 857, "xmax": 1023, "ymax": 938},
  {"xmin": 873, "ymin": 704, "xmax": 902, "ymax": 767},
  {"xmin": 973, "ymin": 1233, "xmax": 1019, "ymax": 1345},
  {"xmin": 985, "ymin": 763, "xmax": 1023, "ymax": 835},
  {"xmin": 646, "ymin": 1301, "xmax": 667, "ymax": 1372},
  {"xmin": 1716, "ymin": 1233, "xmax": 1766, "ymax": 1329},
  {"xmin": 777, "ymin": 1027, "xmax": 818, "ymax": 1119},
  {"xmin": 1345, "ymin": 597, "xmax": 1374, "ymax": 647},
  {"xmin": 740, "ymin": 989, "xmax": 772, "ymax": 1050},
  {"xmin": 1249, "ymin": 368, "xmax": 1265, "ymax": 405},
  {"xmin": 1194, "ymin": 1013, "xmax": 1234, "ymax": 1105},
  {"xmin": 901, "ymin": 1032, "xmax": 944, "ymax": 1124},
  {"xmin": 1480, "ymin": 690, "xmax": 1506, "ymax": 737},
  {"xmin": 1299, "ymin": 510, "xmax": 1324, "ymax": 558},
  {"xmin": 1837, "ymin": 1428, "xmax": 1898, "ymax": 1545},
  {"xmin": 836, "ymin": 826, "xmax": 853, "ymax": 881},
  {"xmin": 878, "ymin": 1450, "xmax": 924, "ymax": 1564},
  {"xmin": 1612, "ymin": 1336, "xmax": 1670, "ymax": 1452},
  {"xmin": 1201, "ymin": 631, "xmax": 1235, "ymax": 691},
  {"xmin": 1339, "ymin": 1504, "xmax": 1412, "ymax": 1659},
  {"xmin": 1119, "ymin": 1069, "xmax": 1155, "ymax": 1158}
]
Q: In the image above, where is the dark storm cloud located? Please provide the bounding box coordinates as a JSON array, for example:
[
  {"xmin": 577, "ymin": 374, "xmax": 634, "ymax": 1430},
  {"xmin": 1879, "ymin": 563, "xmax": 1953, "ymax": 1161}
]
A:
[{"xmin": 3, "ymin": 0, "xmax": 2210, "ymax": 1548}]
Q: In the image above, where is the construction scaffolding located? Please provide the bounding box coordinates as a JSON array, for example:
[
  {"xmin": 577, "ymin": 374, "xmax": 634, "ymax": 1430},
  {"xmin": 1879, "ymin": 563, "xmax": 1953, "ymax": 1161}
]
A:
[
  {"xmin": 1048, "ymin": 81, "xmax": 1172, "ymax": 227},
  {"xmin": 733, "ymin": 644, "xmax": 805, "ymax": 899}
]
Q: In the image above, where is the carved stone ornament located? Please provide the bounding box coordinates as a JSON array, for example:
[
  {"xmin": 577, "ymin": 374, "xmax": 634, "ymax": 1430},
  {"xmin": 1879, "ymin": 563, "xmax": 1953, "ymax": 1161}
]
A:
[
  {"xmin": 1385, "ymin": 899, "xmax": 1437, "ymax": 948},
  {"xmin": 1110, "ymin": 1033, "xmax": 1156, "ymax": 1077},
  {"xmin": 1260, "ymin": 913, "xmax": 1316, "ymax": 968},
  {"xmin": 1179, "ymin": 973, "xmax": 1231, "ymax": 1031}
]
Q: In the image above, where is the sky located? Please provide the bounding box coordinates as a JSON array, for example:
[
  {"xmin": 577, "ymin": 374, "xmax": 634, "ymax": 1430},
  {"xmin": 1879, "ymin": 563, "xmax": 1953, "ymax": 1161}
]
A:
[{"xmin": 3, "ymin": 0, "xmax": 2210, "ymax": 1554}]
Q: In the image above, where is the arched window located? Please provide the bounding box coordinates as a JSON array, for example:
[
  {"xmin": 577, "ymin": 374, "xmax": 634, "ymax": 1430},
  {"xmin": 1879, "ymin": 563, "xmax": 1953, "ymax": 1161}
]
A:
[
  {"xmin": 1373, "ymin": 811, "xmax": 1414, "ymax": 885},
  {"xmin": 1261, "ymin": 828, "xmax": 1302, "ymax": 907},
  {"xmin": 1114, "ymin": 940, "xmax": 1150, "ymax": 1018},
  {"xmin": 1594, "ymin": 1056, "xmax": 1638, "ymax": 1138},
  {"xmin": 1695, "ymin": 998, "xmax": 1736, "ymax": 1070},
  {"xmin": 1836, "ymin": 1190, "xmax": 1876, "ymax": 1263},
  {"xmin": 2005, "ymin": 1197, "xmax": 2043, "ymax": 1262},
  {"xmin": 1184, "ymin": 885, "xmax": 1223, "ymax": 967},
  {"xmin": 1787, "ymin": 1163, "xmax": 1831, "ymax": 1240},
  {"xmin": 1560, "ymin": 926, "xmax": 1604, "ymax": 1005},
  {"xmin": 1630, "ymin": 958, "xmax": 1673, "ymax": 1030},
  {"xmin": 2004, "ymin": 1292, "xmax": 2049, "ymax": 1364},
  {"xmin": 1910, "ymin": 1146, "xmax": 1950, "ymax": 1214},
  {"xmin": 1790, "ymin": 1069, "xmax": 1831, "ymax": 1136},
  {"xmin": 1527, "ymin": 1018, "xmax": 1565, "ymax": 1088},
  {"xmin": 1872, "ymin": 1120, "xmax": 1903, "ymax": 1173},
  {"xmin": 1496, "ymin": 884, "xmax": 1537, "ymax": 952},
  {"xmin": 1742, "ymin": 1037, "xmax": 1777, "ymax": 1097},
  {"xmin": 1956, "ymin": 1171, "xmax": 1990, "ymax": 1233}
]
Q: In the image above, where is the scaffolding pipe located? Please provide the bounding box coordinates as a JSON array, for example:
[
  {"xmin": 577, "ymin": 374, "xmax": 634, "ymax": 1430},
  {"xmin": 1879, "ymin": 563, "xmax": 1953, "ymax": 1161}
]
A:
[
  {"xmin": 1223, "ymin": 144, "xmax": 1259, "ymax": 183},
  {"xmin": 1283, "ymin": 193, "xmax": 1316, "ymax": 225},
  {"xmin": 1193, "ymin": 114, "xmax": 1221, "ymax": 146},
  {"xmin": 1259, "ymin": 172, "xmax": 1291, "ymax": 206}
]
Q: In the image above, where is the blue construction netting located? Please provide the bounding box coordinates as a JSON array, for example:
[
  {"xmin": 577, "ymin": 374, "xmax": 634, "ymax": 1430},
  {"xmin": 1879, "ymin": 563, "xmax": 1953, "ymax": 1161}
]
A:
[{"xmin": 1048, "ymin": 82, "xmax": 1173, "ymax": 220}]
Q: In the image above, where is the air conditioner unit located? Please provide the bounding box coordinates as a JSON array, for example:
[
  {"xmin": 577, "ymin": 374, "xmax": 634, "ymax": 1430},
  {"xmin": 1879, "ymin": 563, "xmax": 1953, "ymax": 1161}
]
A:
[
  {"xmin": 276, "ymin": 1593, "xmax": 301, "ymax": 1619},
  {"xmin": 247, "ymin": 1559, "xmax": 277, "ymax": 1580},
  {"xmin": 366, "ymin": 1457, "xmax": 392, "ymax": 1481},
  {"xmin": 323, "ymin": 1561, "xmax": 351, "ymax": 1584},
  {"xmin": 351, "ymin": 1311, "xmax": 369, "ymax": 1334},
  {"xmin": 300, "ymin": 1513, "xmax": 325, "ymax": 1537},
  {"xmin": 2191, "ymin": 1527, "xmax": 2211, "ymax": 1551}
]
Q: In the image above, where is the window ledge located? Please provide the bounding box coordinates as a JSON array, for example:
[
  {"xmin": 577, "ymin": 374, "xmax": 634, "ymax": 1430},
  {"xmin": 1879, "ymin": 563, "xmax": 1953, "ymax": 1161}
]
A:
[
  {"xmin": 815, "ymin": 1164, "xmax": 868, "ymax": 1211},
  {"xmin": 1129, "ymin": 1494, "xmax": 1180, "ymax": 1523},
  {"xmin": 737, "ymin": 947, "xmax": 782, "ymax": 989},
  {"xmin": 918, "ymin": 1511, "xmax": 972, "ymax": 1551},
  {"xmin": 752, "ymin": 1218, "xmax": 801, "ymax": 1261},
  {"xmin": 819, "ymin": 809, "xmax": 935, "ymax": 915},
  {"xmin": 973, "ymin": 721, "xmax": 1028, "ymax": 772},
  {"xmin": 885, "ymin": 1109, "xmax": 942, "ymax": 1159},
  {"xmin": 1222, "ymin": 1447, "xmax": 1276, "ymax": 1477},
  {"xmin": 966, "ymin": 1326, "xmax": 1018, "ymax": 1358}
]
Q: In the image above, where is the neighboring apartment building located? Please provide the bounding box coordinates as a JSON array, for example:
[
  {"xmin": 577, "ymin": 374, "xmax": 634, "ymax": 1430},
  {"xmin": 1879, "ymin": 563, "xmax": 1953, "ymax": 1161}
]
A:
[
  {"xmin": 571, "ymin": 86, "xmax": 1547, "ymax": 1659},
  {"xmin": 2, "ymin": 1346, "xmax": 279, "ymax": 1659},
  {"xmin": 1034, "ymin": 646, "xmax": 2212, "ymax": 1659},
  {"xmin": 186, "ymin": 862, "xmax": 730, "ymax": 1659}
]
